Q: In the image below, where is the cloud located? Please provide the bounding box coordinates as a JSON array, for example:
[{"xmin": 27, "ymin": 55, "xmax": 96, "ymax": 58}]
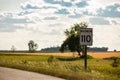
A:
[
  {"xmin": 76, "ymin": 1, "xmax": 88, "ymax": 7},
  {"xmin": 46, "ymin": 29, "xmax": 61, "ymax": 35},
  {"xmin": 21, "ymin": 2, "xmax": 40, "ymax": 10},
  {"xmin": 44, "ymin": 0, "xmax": 72, "ymax": 7},
  {"xmin": 18, "ymin": 11, "xmax": 33, "ymax": 16},
  {"xmin": 43, "ymin": 16, "xmax": 58, "ymax": 20},
  {"xmin": 0, "ymin": 13, "xmax": 31, "ymax": 24},
  {"xmin": 89, "ymin": 17, "xmax": 110, "ymax": 25},
  {"xmin": 0, "ymin": 12, "xmax": 32, "ymax": 32},
  {"xmin": 25, "ymin": 22, "xmax": 62, "ymax": 36},
  {"xmin": 21, "ymin": 2, "xmax": 57, "ymax": 10},
  {"xmin": 20, "ymin": 1, "xmax": 59, "ymax": 15},
  {"xmin": 68, "ymin": 8, "xmax": 85, "ymax": 18},
  {"xmin": 1, "ymin": 0, "xmax": 120, "ymax": 51},
  {"xmin": 55, "ymin": 8, "xmax": 70, "ymax": 14},
  {"xmin": 20, "ymin": 1, "xmax": 46, "ymax": 10},
  {"xmin": 111, "ymin": 20, "xmax": 118, "ymax": 25},
  {"xmin": 0, "ymin": 23, "xmax": 24, "ymax": 32},
  {"xmin": 48, "ymin": 23, "xmax": 64, "ymax": 27},
  {"xmin": 97, "ymin": 3, "xmax": 120, "ymax": 18},
  {"xmin": 68, "ymin": 14, "xmax": 81, "ymax": 18},
  {"xmin": 117, "ymin": 7, "xmax": 120, "ymax": 12},
  {"xmin": 109, "ymin": 18, "xmax": 120, "ymax": 25},
  {"xmin": 93, "ymin": 25, "xmax": 120, "ymax": 51},
  {"xmin": 2, "ymin": 17, "xmax": 30, "ymax": 24}
]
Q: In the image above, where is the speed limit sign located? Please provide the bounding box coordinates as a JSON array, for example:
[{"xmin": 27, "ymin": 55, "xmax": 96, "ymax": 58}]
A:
[{"xmin": 80, "ymin": 28, "xmax": 93, "ymax": 46}]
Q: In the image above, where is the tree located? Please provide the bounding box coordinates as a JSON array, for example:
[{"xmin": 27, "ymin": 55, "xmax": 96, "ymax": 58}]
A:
[
  {"xmin": 11, "ymin": 45, "xmax": 16, "ymax": 52},
  {"xmin": 60, "ymin": 22, "xmax": 88, "ymax": 57},
  {"xmin": 28, "ymin": 40, "xmax": 38, "ymax": 52}
]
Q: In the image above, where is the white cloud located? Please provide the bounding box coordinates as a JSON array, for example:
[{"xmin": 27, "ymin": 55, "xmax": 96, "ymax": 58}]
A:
[
  {"xmin": 63, "ymin": 0, "xmax": 71, "ymax": 2},
  {"xmin": 93, "ymin": 25, "xmax": 120, "ymax": 51},
  {"xmin": 89, "ymin": 17, "xmax": 110, "ymax": 25},
  {"xmin": 21, "ymin": 0, "xmax": 63, "ymax": 10},
  {"xmin": 21, "ymin": 1, "xmax": 46, "ymax": 10},
  {"xmin": 106, "ymin": 17, "xmax": 120, "ymax": 25},
  {"xmin": 87, "ymin": 1, "xmax": 103, "ymax": 15},
  {"xmin": 84, "ymin": 0, "xmax": 120, "ymax": 16},
  {"xmin": 117, "ymin": 7, "xmax": 120, "ymax": 12},
  {"xmin": 0, "ymin": 0, "xmax": 120, "ymax": 51},
  {"xmin": 97, "ymin": 3, "xmax": 120, "ymax": 18},
  {"xmin": 0, "ymin": 0, "xmax": 26, "ymax": 12}
]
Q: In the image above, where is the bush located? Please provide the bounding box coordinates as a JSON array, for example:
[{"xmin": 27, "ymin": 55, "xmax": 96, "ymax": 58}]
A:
[
  {"xmin": 111, "ymin": 57, "xmax": 119, "ymax": 67},
  {"xmin": 47, "ymin": 56, "xmax": 54, "ymax": 64},
  {"xmin": 57, "ymin": 57, "xmax": 80, "ymax": 61},
  {"xmin": 80, "ymin": 55, "xmax": 94, "ymax": 59},
  {"xmin": 21, "ymin": 60, "xmax": 28, "ymax": 64}
]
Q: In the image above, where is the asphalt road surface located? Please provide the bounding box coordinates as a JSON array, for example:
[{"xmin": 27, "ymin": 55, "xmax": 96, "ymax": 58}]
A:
[{"xmin": 0, "ymin": 67, "xmax": 65, "ymax": 80}]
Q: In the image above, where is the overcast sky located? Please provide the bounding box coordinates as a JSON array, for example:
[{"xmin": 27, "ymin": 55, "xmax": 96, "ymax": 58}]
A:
[{"xmin": 0, "ymin": 0, "xmax": 120, "ymax": 51}]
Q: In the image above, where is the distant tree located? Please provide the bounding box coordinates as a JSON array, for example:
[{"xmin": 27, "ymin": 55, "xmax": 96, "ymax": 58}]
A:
[
  {"xmin": 60, "ymin": 22, "xmax": 88, "ymax": 57},
  {"xmin": 114, "ymin": 49, "xmax": 117, "ymax": 52},
  {"xmin": 11, "ymin": 45, "xmax": 16, "ymax": 52},
  {"xmin": 28, "ymin": 40, "xmax": 38, "ymax": 52}
]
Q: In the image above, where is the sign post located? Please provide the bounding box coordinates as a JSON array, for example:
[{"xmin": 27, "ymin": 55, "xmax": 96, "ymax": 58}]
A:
[{"xmin": 80, "ymin": 28, "xmax": 93, "ymax": 70}]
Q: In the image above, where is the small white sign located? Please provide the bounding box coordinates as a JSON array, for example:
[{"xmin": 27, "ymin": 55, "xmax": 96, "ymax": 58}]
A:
[{"xmin": 80, "ymin": 28, "xmax": 93, "ymax": 46}]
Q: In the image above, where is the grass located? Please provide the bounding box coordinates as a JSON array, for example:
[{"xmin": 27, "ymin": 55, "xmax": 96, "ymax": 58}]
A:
[{"xmin": 0, "ymin": 53, "xmax": 120, "ymax": 80}]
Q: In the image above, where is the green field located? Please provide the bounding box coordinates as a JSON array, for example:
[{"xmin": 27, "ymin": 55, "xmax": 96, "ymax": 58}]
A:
[{"xmin": 0, "ymin": 54, "xmax": 120, "ymax": 80}]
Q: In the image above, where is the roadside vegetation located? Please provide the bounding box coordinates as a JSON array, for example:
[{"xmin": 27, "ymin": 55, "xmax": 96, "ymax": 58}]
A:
[{"xmin": 0, "ymin": 53, "xmax": 120, "ymax": 80}]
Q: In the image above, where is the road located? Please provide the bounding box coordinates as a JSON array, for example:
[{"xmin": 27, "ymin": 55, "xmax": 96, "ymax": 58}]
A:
[{"xmin": 0, "ymin": 67, "xmax": 65, "ymax": 80}]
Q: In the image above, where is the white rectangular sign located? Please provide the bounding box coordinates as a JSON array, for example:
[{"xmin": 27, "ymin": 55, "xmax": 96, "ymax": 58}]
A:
[{"xmin": 80, "ymin": 28, "xmax": 93, "ymax": 46}]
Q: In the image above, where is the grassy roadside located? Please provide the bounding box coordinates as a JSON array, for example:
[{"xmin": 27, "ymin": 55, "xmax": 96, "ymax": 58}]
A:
[{"xmin": 0, "ymin": 53, "xmax": 120, "ymax": 80}]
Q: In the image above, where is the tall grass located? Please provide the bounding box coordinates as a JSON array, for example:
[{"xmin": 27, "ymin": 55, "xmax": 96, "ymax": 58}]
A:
[{"xmin": 0, "ymin": 54, "xmax": 120, "ymax": 80}]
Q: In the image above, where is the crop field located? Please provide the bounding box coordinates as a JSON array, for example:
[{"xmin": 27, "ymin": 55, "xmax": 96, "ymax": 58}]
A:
[
  {"xmin": 0, "ymin": 52, "xmax": 120, "ymax": 80},
  {"xmin": 1, "ymin": 52, "xmax": 120, "ymax": 58},
  {"xmin": 37, "ymin": 52, "xmax": 120, "ymax": 58}
]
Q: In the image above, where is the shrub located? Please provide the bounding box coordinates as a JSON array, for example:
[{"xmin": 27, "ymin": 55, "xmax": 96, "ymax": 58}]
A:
[
  {"xmin": 112, "ymin": 58, "xmax": 119, "ymax": 67},
  {"xmin": 80, "ymin": 55, "xmax": 94, "ymax": 59},
  {"xmin": 111, "ymin": 57, "xmax": 119, "ymax": 67},
  {"xmin": 47, "ymin": 56, "xmax": 54, "ymax": 64},
  {"xmin": 57, "ymin": 57, "xmax": 80, "ymax": 61},
  {"xmin": 21, "ymin": 60, "xmax": 28, "ymax": 64}
]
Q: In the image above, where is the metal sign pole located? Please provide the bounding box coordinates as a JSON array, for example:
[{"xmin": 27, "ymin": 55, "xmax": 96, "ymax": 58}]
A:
[
  {"xmin": 84, "ymin": 45, "xmax": 87, "ymax": 70},
  {"xmin": 80, "ymin": 28, "xmax": 93, "ymax": 71}
]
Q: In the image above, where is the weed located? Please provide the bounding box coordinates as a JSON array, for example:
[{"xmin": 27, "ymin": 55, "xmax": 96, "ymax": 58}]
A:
[
  {"xmin": 47, "ymin": 56, "xmax": 54, "ymax": 64},
  {"xmin": 111, "ymin": 57, "xmax": 119, "ymax": 67},
  {"xmin": 21, "ymin": 60, "xmax": 28, "ymax": 64}
]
